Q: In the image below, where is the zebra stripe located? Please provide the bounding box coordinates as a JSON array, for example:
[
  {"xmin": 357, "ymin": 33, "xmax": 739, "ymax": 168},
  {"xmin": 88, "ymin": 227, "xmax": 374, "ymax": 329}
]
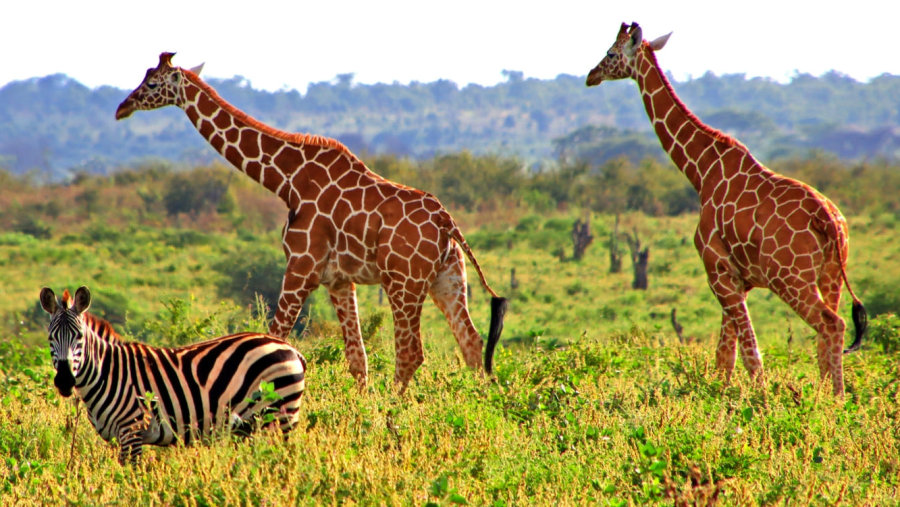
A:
[{"xmin": 40, "ymin": 286, "xmax": 306, "ymax": 464}]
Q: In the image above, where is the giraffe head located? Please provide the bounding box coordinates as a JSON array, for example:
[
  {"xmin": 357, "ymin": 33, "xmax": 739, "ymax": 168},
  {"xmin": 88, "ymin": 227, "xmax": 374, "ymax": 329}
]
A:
[
  {"xmin": 40, "ymin": 286, "xmax": 92, "ymax": 397},
  {"xmin": 586, "ymin": 22, "xmax": 671, "ymax": 86},
  {"xmin": 115, "ymin": 52, "xmax": 204, "ymax": 120}
]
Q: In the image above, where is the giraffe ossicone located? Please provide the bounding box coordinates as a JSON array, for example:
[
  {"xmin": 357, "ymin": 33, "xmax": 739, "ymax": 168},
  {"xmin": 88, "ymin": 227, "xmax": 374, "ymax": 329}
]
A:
[
  {"xmin": 587, "ymin": 22, "xmax": 867, "ymax": 396},
  {"xmin": 116, "ymin": 53, "xmax": 508, "ymax": 393}
]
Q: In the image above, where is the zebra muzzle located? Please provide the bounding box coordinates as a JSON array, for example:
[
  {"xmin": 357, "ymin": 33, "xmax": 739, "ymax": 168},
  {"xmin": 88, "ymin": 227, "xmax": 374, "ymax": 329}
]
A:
[{"xmin": 54, "ymin": 360, "xmax": 76, "ymax": 398}]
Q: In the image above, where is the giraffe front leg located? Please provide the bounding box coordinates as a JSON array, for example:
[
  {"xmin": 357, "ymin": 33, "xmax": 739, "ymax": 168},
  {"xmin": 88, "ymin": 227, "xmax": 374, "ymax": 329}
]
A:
[
  {"xmin": 698, "ymin": 234, "xmax": 763, "ymax": 385},
  {"xmin": 384, "ymin": 280, "xmax": 427, "ymax": 395},
  {"xmin": 268, "ymin": 255, "xmax": 319, "ymax": 338},
  {"xmin": 327, "ymin": 281, "xmax": 369, "ymax": 389}
]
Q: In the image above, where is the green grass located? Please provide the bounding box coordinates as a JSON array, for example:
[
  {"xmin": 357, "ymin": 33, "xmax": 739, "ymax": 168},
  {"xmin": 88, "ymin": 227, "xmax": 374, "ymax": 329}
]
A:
[{"xmin": 1, "ymin": 211, "xmax": 899, "ymax": 504}]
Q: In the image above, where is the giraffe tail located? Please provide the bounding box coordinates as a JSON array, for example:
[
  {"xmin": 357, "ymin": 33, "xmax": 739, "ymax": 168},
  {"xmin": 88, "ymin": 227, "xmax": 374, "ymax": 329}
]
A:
[
  {"xmin": 837, "ymin": 245, "xmax": 867, "ymax": 354},
  {"xmin": 447, "ymin": 223, "xmax": 508, "ymax": 374},
  {"xmin": 844, "ymin": 299, "xmax": 866, "ymax": 354},
  {"xmin": 824, "ymin": 209, "xmax": 867, "ymax": 354},
  {"xmin": 485, "ymin": 296, "xmax": 509, "ymax": 374}
]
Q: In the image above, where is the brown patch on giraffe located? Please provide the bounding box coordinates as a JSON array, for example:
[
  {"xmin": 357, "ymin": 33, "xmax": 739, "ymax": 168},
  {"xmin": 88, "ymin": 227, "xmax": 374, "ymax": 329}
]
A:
[
  {"xmin": 654, "ymin": 94, "xmax": 674, "ymax": 121},
  {"xmin": 337, "ymin": 170, "xmax": 362, "ymax": 189},
  {"xmin": 409, "ymin": 208, "xmax": 430, "ymax": 225},
  {"xmin": 260, "ymin": 133, "xmax": 281, "ymax": 157},
  {"xmin": 224, "ymin": 146, "xmax": 242, "ymax": 168},
  {"xmin": 199, "ymin": 120, "xmax": 215, "ymax": 139},
  {"xmin": 317, "ymin": 185, "xmax": 342, "ymax": 215},
  {"xmin": 684, "ymin": 136, "xmax": 707, "ymax": 162},
  {"xmin": 273, "ymin": 147, "xmax": 302, "ymax": 173},
  {"xmin": 261, "ymin": 166, "xmax": 284, "ymax": 190},
  {"xmin": 225, "ymin": 127, "xmax": 240, "ymax": 144},
  {"xmin": 197, "ymin": 93, "xmax": 218, "ymax": 117},
  {"xmin": 240, "ymin": 130, "xmax": 261, "ymax": 159},
  {"xmin": 210, "ymin": 135, "xmax": 225, "ymax": 152},
  {"xmin": 641, "ymin": 94, "xmax": 655, "ymax": 118},
  {"xmin": 653, "ymin": 122, "xmax": 675, "ymax": 152},
  {"xmin": 213, "ymin": 111, "xmax": 232, "ymax": 130},
  {"xmin": 302, "ymin": 145, "xmax": 321, "ymax": 161},
  {"xmin": 185, "ymin": 106, "xmax": 201, "ymax": 125},
  {"xmin": 245, "ymin": 161, "xmax": 262, "ymax": 181},
  {"xmin": 183, "ymin": 84, "xmax": 200, "ymax": 102},
  {"xmin": 332, "ymin": 200, "xmax": 353, "ymax": 227},
  {"xmin": 670, "ymin": 144, "xmax": 688, "ymax": 168},
  {"xmin": 315, "ymin": 149, "xmax": 340, "ymax": 167}
]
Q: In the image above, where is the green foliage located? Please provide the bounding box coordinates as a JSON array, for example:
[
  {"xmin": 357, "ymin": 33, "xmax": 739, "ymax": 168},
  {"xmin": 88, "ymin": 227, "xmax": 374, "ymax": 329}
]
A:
[
  {"xmin": 867, "ymin": 313, "xmax": 900, "ymax": 354},
  {"xmin": 213, "ymin": 243, "xmax": 283, "ymax": 308}
]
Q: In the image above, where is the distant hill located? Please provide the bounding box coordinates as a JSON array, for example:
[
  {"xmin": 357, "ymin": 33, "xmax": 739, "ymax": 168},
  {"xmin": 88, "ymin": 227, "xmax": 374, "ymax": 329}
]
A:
[{"xmin": 2, "ymin": 70, "xmax": 900, "ymax": 180}]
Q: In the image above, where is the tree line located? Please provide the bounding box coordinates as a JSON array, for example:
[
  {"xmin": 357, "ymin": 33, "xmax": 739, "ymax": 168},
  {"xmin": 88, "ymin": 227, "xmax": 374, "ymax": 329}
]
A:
[{"xmin": 2, "ymin": 70, "xmax": 900, "ymax": 179}]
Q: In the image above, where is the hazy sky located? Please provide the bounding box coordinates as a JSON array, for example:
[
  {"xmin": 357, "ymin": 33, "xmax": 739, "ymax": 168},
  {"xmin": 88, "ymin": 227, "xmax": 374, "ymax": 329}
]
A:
[{"xmin": 4, "ymin": 1, "xmax": 897, "ymax": 92}]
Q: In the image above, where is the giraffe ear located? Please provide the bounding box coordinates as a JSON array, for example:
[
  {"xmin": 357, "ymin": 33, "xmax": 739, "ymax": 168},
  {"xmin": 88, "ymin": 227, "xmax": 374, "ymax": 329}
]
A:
[
  {"xmin": 626, "ymin": 25, "xmax": 643, "ymax": 56},
  {"xmin": 649, "ymin": 32, "xmax": 672, "ymax": 51},
  {"xmin": 40, "ymin": 287, "xmax": 58, "ymax": 314},
  {"xmin": 189, "ymin": 63, "xmax": 204, "ymax": 75}
]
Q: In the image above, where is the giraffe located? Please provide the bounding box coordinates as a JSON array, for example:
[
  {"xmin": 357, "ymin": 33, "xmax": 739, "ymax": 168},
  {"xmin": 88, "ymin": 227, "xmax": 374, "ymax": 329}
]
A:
[
  {"xmin": 116, "ymin": 53, "xmax": 508, "ymax": 393},
  {"xmin": 586, "ymin": 23, "xmax": 866, "ymax": 395}
]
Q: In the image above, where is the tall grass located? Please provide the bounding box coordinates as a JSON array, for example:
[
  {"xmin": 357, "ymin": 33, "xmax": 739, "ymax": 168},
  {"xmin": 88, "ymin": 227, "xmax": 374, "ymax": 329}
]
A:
[{"xmin": 1, "ymin": 211, "xmax": 898, "ymax": 504}]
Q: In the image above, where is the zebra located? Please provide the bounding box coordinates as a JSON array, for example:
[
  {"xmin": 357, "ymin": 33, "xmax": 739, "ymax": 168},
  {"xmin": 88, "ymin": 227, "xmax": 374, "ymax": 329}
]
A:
[{"xmin": 39, "ymin": 286, "xmax": 307, "ymax": 464}]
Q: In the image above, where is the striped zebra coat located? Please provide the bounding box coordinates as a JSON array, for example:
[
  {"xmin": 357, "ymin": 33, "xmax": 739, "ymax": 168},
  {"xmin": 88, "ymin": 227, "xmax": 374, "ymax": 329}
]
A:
[{"xmin": 40, "ymin": 286, "xmax": 307, "ymax": 464}]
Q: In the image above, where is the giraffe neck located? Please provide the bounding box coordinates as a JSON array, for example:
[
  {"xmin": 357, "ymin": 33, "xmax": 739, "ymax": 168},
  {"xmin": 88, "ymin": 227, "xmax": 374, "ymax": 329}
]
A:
[
  {"xmin": 633, "ymin": 46, "xmax": 763, "ymax": 194},
  {"xmin": 177, "ymin": 70, "xmax": 356, "ymax": 206}
]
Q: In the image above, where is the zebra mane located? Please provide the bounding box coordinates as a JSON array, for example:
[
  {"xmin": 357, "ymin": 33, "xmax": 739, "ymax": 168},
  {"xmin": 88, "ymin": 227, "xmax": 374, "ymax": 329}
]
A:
[{"xmin": 81, "ymin": 312, "xmax": 123, "ymax": 344}]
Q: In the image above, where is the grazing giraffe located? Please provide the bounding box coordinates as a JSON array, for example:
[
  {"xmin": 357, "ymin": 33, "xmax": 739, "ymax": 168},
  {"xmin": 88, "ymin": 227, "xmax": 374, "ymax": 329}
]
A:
[
  {"xmin": 116, "ymin": 53, "xmax": 508, "ymax": 392},
  {"xmin": 586, "ymin": 23, "xmax": 866, "ymax": 395}
]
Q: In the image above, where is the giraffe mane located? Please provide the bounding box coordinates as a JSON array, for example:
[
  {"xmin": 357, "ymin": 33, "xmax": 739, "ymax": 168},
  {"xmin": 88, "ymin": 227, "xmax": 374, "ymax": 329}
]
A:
[
  {"xmin": 641, "ymin": 43, "xmax": 748, "ymax": 152},
  {"xmin": 181, "ymin": 69, "xmax": 359, "ymax": 160}
]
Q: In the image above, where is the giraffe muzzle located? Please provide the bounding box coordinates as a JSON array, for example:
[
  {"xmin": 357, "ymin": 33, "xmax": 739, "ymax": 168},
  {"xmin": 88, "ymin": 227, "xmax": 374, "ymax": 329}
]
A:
[
  {"xmin": 586, "ymin": 67, "xmax": 604, "ymax": 87},
  {"xmin": 115, "ymin": 101, "xmax": 135, "ymax": 120}
]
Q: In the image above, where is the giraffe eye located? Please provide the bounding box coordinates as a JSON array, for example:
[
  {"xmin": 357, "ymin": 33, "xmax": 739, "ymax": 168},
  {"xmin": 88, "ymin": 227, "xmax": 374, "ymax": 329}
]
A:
[
  {"xmin": 607, "ymin": 51, "xmax": 617, "ymax": 59},
  {"xmin": 147, "ymin": 81, "xmax": 158, "ymax": 90}
]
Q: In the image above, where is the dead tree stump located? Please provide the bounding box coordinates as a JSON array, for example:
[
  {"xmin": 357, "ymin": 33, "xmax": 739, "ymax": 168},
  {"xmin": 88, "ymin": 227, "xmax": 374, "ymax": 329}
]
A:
[
  {"xmin": 572, "ymin": 217, "xmax": 594, "ymax": 261},
  {"xmin": 625, "ymin": 227, "xmax": 649, "ymax": 290},
  {"xmin": 609, "ymin": 214, "xmax": 622, "ymax": 273}
]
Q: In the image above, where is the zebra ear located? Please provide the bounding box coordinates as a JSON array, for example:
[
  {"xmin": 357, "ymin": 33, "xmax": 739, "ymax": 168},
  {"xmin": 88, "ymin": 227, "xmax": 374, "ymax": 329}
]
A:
[
  {"xmin": 73, "ymin": 286, "xmax": 92, "ymax": 314},
  {"xmin": 39, "ymin": 287, "xmax": 58, "ymax": 314}
]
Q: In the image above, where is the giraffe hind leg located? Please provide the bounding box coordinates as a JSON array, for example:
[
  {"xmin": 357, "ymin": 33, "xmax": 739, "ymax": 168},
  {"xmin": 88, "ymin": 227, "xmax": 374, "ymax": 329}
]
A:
[
  {"xmin": 773, "ymin": 276, "xmax": 847, "ymax": 395},
  {"xmin": 428, "ymin": 243, "xmax": 483, "ymax": 371}
]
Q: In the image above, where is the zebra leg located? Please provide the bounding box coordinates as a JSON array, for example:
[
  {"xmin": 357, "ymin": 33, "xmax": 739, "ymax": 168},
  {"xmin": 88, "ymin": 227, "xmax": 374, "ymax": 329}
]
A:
[{"xmin": 116, "ymin": 426, "xmax": 145, "ymax": 465}]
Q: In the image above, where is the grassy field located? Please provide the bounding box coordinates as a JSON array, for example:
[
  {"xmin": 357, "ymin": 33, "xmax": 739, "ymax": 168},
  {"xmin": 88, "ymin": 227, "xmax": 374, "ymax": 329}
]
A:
[{"xmin": 1, "ymin": 210, "xmax": 899, "ymax": 505}]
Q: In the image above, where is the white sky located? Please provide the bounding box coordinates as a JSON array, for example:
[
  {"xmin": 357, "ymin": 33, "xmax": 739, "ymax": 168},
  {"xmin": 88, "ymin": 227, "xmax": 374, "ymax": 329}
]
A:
[{"xmin": 3, "ymin": 1, "xmax": 897, "ymax": 92}]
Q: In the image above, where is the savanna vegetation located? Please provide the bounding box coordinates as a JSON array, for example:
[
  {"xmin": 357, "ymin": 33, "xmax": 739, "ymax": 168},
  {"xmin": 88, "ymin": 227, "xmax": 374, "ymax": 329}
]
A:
[{"xmin": 1, "ymin": 153, "xmax": 899, "ymax": 504}]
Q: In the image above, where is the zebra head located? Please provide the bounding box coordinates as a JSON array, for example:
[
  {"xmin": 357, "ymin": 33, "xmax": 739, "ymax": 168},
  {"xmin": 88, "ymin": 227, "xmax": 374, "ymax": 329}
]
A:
[{"xmin": 40, "ymin": 286, "xmax": 92, "ymax": 398}]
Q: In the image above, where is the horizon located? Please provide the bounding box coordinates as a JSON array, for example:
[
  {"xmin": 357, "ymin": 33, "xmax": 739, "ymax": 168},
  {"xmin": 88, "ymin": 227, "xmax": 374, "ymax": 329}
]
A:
[{"xmin": 4, "ymin": 1, "xmax": 898, "ymax": 94}]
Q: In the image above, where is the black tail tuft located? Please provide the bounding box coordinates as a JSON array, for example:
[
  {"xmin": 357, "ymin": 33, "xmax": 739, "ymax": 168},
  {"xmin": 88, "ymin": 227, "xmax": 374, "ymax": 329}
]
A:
[
  {"xmin": 843, "ymin": 300, "xmax": 867, "ymax": 354},
  {"xmin": 484, "ymin": 297, "xmax": 509, "ymax": 374}
]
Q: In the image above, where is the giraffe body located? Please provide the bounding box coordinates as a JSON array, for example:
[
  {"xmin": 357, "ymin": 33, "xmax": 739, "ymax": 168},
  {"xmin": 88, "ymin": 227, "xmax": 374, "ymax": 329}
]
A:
[
  {"xmin": 117, "ymin": 53, "xmax": 507, "ymax": 392},
  {"xmin": 587, "ymin": 23, "xmax": 866, "ymax": 395}
]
